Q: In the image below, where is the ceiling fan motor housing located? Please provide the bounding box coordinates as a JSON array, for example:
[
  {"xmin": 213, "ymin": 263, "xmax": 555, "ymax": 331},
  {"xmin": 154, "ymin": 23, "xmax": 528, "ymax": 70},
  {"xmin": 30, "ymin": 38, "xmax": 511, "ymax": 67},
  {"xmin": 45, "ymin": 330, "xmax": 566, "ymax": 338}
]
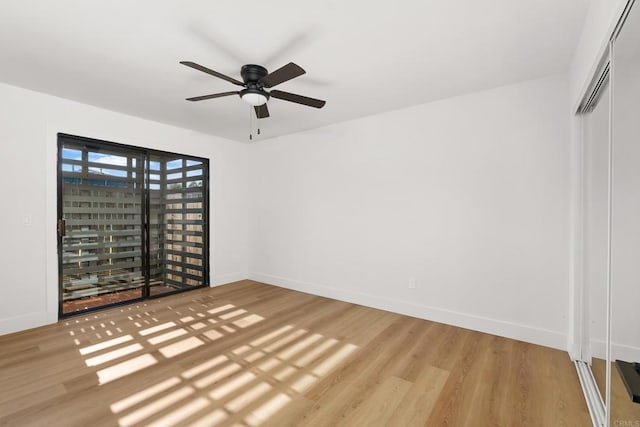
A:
[{"xmin": 241, "ymin": 64, "xmax": 268, "ymax": 85}]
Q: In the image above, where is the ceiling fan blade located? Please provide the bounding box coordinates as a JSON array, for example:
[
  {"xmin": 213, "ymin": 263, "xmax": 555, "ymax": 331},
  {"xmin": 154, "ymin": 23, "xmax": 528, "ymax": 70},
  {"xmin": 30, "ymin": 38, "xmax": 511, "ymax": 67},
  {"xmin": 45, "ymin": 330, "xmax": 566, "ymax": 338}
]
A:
[
  {"xmin": 186, "ymin": 91, "xmax": 239, "ymax": 101},
  {"xmin": 259, "ymin": 62, "xmax": 305, "ymax": 88},
  {"xmin": 270, "ymin": 90, "xmax": 326, "ymax": 108},
  {"xmin": 254, "ymin": 104, "xmax": 270, "ymax": 119},
  {"xmin": 180, "ymin": 61, "xmax": 244, "ymax": 86}
]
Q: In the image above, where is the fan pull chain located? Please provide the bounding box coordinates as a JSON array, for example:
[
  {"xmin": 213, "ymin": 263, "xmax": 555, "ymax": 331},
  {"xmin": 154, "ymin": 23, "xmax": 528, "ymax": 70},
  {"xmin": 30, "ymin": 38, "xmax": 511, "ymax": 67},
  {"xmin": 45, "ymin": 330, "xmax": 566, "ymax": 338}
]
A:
[
  {"xmin": 247, "ymin": 107, "xmax": 261, "ymax": 140},
  {"xmin": 249, "ymin": 106, "xmax": 253, "ymax": 141},
  {"xmin": 253, "ymin": 109, "xmax": 257, "ymax": 138}
]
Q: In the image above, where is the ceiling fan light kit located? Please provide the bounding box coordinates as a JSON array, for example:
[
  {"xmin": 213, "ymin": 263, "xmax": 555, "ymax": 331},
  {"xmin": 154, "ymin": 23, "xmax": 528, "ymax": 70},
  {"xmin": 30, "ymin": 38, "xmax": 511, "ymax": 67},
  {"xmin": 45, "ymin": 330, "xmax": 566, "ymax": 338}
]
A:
[
  {"xmin": 180, "ymin": 60, "xmax": 326, "ymax": 121},
  {"xmin": 240, "ymin": 88, "xmax": 269, "ymax": 106}
]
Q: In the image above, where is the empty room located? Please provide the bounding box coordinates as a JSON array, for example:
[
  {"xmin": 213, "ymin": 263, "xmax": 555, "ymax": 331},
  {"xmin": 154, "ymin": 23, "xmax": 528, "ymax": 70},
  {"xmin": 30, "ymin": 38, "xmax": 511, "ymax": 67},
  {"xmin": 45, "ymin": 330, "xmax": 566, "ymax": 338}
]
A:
[{"xmin": 1, "ymin": 1, "xmax": 639, "ymax": 426}]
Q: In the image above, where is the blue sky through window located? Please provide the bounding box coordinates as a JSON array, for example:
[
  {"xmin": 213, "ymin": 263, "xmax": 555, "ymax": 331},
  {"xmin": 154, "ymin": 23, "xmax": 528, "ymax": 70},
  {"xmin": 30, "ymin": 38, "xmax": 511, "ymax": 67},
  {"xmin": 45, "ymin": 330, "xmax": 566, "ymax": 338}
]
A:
[
  {"xmin": 62, "ymin": 148, "xmax": 82, "ymax": 160},
  {"xmin": 166, "ymin": 159, "xmax": 182, "ymax": 170}
]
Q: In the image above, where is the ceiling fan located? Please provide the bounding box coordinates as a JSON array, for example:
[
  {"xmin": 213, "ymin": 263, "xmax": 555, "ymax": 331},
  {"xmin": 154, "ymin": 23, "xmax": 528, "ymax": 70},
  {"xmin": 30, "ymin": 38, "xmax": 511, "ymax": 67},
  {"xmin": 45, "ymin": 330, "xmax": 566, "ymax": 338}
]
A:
[{"xmin": 180, "ymin": 61, "xmax": 326, "ymax": 119}]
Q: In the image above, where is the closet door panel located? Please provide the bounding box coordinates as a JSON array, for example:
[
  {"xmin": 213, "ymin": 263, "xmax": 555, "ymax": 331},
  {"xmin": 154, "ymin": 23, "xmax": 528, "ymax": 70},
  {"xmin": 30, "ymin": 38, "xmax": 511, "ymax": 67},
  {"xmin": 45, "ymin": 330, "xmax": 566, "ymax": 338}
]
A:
[{"xmin": 610, "ymin": 1, "xmax": 640, "ymax": 421}]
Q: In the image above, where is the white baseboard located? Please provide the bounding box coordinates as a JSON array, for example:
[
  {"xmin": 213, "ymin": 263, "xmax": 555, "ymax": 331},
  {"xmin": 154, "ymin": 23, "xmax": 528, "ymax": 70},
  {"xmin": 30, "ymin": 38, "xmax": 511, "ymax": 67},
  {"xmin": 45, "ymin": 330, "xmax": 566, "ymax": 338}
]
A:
[
  {"xmin": 212, "ymin": 272, "xmax": 248, "ymax": 287},
  {"xmin": 250, "ymin": 272, "xmax": 567, "ymax": 351},
  {"xmin": 0, "ymin": 311, "xmax": 51, "ymax": 336},
  {"xmin": 590, "ymin": 338, "xmax": 640, "ymax": 362},
  {"xmin": 613, "ymin": 342, "xmax": 640, "ymax": 362}
]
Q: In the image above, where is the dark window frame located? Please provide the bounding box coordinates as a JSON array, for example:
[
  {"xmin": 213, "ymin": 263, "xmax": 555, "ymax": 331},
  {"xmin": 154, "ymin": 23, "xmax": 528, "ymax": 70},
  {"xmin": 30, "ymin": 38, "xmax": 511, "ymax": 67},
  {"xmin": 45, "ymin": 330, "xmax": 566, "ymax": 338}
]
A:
[{"xmin": 56, "ymin": 133, "xmax": 210, "ymax": 318}]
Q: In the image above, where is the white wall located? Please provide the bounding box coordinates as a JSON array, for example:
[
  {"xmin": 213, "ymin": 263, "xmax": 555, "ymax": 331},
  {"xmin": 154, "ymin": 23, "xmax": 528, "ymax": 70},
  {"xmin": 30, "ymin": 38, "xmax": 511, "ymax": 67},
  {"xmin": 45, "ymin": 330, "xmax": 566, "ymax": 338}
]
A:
[
  {"xmin": 248, "ymin": 74, "xmax": 571, "ymax": 350},
  {"xmin": 0, "ymin": 82, "xmax": 249, "ymax": 335}
]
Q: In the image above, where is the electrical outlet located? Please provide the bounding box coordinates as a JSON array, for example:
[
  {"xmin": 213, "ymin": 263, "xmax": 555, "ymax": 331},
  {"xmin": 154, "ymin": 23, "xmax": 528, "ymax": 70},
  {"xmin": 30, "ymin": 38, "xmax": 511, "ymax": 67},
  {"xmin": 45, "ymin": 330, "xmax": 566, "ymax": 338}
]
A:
[{"xmin": 408, "ymin": 277, "xmax": 416, "ymax": 289}]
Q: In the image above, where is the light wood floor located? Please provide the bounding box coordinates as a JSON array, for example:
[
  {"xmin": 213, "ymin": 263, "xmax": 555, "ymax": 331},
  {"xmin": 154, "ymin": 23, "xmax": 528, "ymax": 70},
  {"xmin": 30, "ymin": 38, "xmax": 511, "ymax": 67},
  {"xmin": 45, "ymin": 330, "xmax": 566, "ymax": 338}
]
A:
[{"xmin": 0, "ymin": 280, "xmax": 590, "ymax": 426}]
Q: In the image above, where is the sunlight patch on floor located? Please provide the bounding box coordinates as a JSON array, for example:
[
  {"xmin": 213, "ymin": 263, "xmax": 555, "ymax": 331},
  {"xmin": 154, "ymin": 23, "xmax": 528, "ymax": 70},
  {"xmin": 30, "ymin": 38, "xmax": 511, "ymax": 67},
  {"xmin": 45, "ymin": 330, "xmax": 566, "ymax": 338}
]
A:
[
  {"xmin": 97, "ymin": 354, "xmax": 157, "ymax": 385},
  {"xmin": 182, "ymin": 355, "xmax": 229, "ymax": 380},
  {"xmin": 312, "ymin": 343, "xmax": 358, "ymax": 376},
  {"xmin": 233, "ymin": 314, "xmax": 264, "ymax": 328},
  {"xmin": 203, "ymin": 329, "xmax": 224, "ymax": 341},
  {"xmin": 146, "ymin": 397, "xmax": 210, "ymax": 427},
  {"xmin": 159, "ymin": 336, "xmax": 205, "ymax": 358},
  {"xmin": 232, "ymin": 345, "xmax": 251, "ymax": 355},
  {"xmin": 209, "ymin": 372, "xmax": 257, "ymax": 400},
  {"xmin": 220, "ymin": 325, "xmax": 236, "ymax": 334},
  {"xmin": 258, "ymin": 357, "xmax": 281, "ymax": 372},
  {"xmin": 263, "ymin": 329, "xmax": 307, "ymax": 353},
  {"xmin": 290, "ymin": 373, "xmax": 317, "ymax": 393},
  {"xmin": 295, "ymin": 338, "xmax": 338, "ymax": 366},
  {"xmin": 245, "ymin": 393, "xmax": 292, "ymax": 426},
  {"xmin": 244, "ymin": 350, "xmax": 266, "ymax": 363},
  {"xmin": 195, "ymin": 363, "xmax": 243, "ymax": 389},
  {"xmin": 65, "ymin": 298, "xmax": 360, "ymax": 426},
  {"xmin": 189, "ymin": 321, "xmax": 207, "ymax": 330},
  {"xmin": 187, "ymin": 409, "xmax": 227, "ymax": 427},
  {"xmin": 219, "ymin": 309, "xmax": 247, "ymax": 320},
  {"xmin": 79, "ymin": 334, "xmax": 133, "ymax": 355},
  {"xmin": 117, "ymin": 386, "xmax": 195, "ymax": 427},
  {"xmin": 147, "ymin": 328, "xmax": 188, "ymax": 345},
  {"xmin": 111, "ymin": 377, "xmax": 182, "ymax": 413},
  {"xmin": 274, "ymin": 365, "xmax": 297, "ymax": 381},
  {"xmin": 250, "ymin": 325, "xmax": 294, "ymax": 347},
  {"xmin": 225, "ymin": 382, "xmax": 272, "ymax": 412},
  {"xmin": 108, "ymin": 332, "xmax": 358, "ymax": 426},
  {"xmin": 85, "ymin": 343, "xmax": 143, "ymax": 367},
  {"xmin": 207, "ymin": 304, "xmax": 235, "ymax": 315},
  {"xmin": 277, "ymin": 333, "xmax": 322, "ymax": 360},
  {"xmin": 139, "ymin": 321, "xmax": 176, "ymax": 336}
]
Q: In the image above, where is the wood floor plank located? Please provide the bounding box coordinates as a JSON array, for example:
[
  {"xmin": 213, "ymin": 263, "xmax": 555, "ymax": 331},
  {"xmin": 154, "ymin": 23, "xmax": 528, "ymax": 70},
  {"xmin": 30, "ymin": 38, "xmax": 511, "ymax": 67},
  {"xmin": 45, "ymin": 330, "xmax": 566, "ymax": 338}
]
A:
[
  {"xmin": 0, "ymin": 280, "xmax": 591, "ymax": 427},
  {"xmin": 385, "ymin": 366, "xmax": 450, "ymax": 426},
  {"xmin": 260, "ymin": 395, "xmax": 315, "ymax": 427},
  {"xmin": 425, "ymin": 330, "xmax": 495, "ymax": 426},
  {"xmin": 340, "ymin": 375, "xmax": 412, "ymax": 426}
]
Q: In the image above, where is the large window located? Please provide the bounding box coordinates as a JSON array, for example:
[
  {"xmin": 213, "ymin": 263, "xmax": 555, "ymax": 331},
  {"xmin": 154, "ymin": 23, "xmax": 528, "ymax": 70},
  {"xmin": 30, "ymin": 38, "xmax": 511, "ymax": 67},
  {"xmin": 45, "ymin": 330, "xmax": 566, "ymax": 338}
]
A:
[{"xmin": 57, "ymin": 133, "xmax": 209, "ymax": 316}]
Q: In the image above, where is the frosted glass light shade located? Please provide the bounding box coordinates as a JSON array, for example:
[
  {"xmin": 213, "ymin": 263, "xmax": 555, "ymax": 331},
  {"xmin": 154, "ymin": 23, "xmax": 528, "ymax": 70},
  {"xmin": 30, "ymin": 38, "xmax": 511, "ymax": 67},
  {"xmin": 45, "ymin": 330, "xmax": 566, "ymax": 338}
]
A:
[{"xmin": 241, "ymin": 92, "xmax": 268, "ymax": 106}]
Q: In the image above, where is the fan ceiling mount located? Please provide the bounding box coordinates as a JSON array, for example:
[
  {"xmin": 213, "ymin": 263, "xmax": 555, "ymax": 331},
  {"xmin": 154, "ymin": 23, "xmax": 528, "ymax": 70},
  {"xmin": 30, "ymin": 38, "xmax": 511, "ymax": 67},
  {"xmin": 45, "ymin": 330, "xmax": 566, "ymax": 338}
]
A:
[{"xmin": 180, "ymin": 61, "xmax": 326, "ymax": 119}]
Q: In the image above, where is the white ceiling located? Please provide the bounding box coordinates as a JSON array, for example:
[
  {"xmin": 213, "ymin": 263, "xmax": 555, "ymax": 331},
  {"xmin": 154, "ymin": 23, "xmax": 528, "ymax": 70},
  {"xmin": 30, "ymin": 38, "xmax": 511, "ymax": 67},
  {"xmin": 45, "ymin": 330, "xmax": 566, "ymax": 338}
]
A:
[{"xmin": 0, "ymin": 0, "xmax": 589, "ymax": 142}]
